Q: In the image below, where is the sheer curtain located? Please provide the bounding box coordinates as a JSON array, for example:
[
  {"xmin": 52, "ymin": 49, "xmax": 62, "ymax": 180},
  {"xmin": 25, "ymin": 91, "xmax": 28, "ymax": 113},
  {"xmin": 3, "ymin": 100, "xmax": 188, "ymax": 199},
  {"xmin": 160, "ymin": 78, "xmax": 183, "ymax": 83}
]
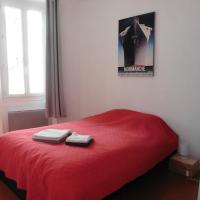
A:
[
  {"xmin": 0, "ymin": 91, "xmax": 3, "ymax": 133},
  {"xmin": 0, "ymin": 80, "xmax": 7, "ymax": 134},
  {"xmin": 0, "ymin": 5, "xmax": 7, "ymax": 133},
  {"xmin": 46, "ymin": 0, "xmax": 66, "ymax": 120}
]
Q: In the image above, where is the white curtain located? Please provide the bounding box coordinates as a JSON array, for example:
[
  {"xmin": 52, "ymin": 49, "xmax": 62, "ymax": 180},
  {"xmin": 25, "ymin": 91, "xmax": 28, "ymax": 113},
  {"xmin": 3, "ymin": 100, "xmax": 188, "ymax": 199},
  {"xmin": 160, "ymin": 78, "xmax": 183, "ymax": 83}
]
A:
[
  {"xmin": 0, "ymin": 81, "xmax": 4, "ymax": 133},
  {"xmin": 0, "ymin": 110, "xmax": 3, "ymax": 134},
  {"xmin": 0, "ymin": 80, "xmax": 8, "ymax": 134},
  {"xmin": 0, "ymin": 5, "xmax": 8, "ymax": 133}
]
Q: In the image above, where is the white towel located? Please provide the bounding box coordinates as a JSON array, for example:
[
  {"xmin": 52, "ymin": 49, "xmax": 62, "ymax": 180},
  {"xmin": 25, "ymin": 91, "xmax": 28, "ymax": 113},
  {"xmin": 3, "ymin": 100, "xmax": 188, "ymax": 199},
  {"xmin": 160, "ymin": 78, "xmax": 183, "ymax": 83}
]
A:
[
  {"xmin": 33, "ymin": 129, "xmax": 71, "ymax": 143},
  {"xmin": 66, "ymin": 132, "xmax": 93, "ymax": 144}
]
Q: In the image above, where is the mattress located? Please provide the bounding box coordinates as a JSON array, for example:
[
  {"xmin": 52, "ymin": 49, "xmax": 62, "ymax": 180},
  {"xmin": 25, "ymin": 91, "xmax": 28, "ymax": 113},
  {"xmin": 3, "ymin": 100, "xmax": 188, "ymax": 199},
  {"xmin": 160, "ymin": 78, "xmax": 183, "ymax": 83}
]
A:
[{"xmin": 0, "ymin": 109, "xmax": 178, "ymax": 200}]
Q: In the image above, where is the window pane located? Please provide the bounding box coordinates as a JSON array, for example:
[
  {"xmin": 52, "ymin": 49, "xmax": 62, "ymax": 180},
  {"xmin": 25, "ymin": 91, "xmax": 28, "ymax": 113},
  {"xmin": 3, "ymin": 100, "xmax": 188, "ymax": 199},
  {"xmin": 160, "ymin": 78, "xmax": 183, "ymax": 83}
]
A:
[
  {"xmin": 27, "ymin": 10, "xmax": 44, "ymax": 94},
  {"xmin": 5, "ymin": 7, "xmax": 25, "ymax": 95}
]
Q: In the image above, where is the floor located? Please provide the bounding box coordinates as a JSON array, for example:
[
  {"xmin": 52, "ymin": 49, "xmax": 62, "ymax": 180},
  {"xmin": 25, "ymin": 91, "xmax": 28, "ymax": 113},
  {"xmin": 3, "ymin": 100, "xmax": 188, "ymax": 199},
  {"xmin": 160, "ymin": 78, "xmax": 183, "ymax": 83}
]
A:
[
  {"xmin": 0, "ymin": 181, "xmax": 19, "ymax": 200},
  {"xmin": 0, "ymin": 165, "xmax": 199, "ymax": 200}
]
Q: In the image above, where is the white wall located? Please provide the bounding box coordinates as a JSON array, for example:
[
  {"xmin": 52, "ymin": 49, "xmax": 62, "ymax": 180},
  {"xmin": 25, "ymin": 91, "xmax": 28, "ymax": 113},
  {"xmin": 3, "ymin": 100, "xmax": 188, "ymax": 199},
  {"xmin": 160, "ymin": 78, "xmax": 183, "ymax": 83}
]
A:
[
  {"xmin": 59, "ymin": 0, "xmax": 80, "ymax": 121},
  {"xmin": 60, "ymin": 0, "xmax": 200, "ymax": 158}
]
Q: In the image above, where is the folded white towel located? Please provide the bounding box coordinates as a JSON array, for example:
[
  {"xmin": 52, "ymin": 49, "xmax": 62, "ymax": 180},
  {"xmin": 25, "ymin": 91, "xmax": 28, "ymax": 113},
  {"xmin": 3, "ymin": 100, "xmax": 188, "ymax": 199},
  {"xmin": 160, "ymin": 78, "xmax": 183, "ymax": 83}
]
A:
[
  {"xmin": 33, "ymin": 129, "xmax": 71, "ymax": 143},
  {"xmin": 65, "ymin": 132, "xmax": 93, "ymax": 145}
]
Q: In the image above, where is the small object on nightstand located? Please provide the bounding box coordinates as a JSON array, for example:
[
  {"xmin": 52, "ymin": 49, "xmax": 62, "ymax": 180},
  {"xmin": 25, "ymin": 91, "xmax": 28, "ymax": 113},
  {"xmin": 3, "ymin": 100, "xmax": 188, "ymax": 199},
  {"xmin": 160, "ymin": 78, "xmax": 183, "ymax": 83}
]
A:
[
  {"xmin": 169, "ymin": 154, "xmax": 199, "ymax": 178},
  {"xmin": 178, "ymin": 142, "xmax": 189, "ymax": 157}
]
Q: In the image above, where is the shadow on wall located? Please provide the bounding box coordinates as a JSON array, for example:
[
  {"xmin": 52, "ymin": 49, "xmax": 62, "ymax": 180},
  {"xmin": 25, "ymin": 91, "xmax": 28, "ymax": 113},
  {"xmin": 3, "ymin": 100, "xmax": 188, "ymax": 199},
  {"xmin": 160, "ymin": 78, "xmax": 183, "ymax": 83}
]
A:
[{"xmin": 8, "ymin": 109, "xmax": 48, "ymax": 131}]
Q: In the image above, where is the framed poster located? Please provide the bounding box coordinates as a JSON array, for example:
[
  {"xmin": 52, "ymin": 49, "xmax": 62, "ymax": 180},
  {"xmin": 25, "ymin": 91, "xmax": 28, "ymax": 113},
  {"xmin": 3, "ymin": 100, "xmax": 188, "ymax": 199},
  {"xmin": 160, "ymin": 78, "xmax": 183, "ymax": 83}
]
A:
[{"xmin": 118, "ymin": 12, "xmax": 155, "ymax": 75}]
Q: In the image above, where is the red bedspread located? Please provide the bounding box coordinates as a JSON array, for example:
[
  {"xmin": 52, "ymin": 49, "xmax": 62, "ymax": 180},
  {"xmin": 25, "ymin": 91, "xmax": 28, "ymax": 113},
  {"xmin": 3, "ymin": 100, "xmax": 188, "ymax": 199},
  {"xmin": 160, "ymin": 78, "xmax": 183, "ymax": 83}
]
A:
[{"xmin": 0, "ymin": 109, "xmax": 178, "ymax": 200}]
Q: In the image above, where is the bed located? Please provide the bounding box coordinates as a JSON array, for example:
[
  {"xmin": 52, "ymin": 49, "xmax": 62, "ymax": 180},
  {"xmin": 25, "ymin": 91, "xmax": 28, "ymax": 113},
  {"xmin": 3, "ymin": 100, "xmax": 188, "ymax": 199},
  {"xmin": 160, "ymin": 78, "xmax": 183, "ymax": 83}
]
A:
[{"xmin": 0, "ymin": 109, "xmax": 178, "ymax": 200}]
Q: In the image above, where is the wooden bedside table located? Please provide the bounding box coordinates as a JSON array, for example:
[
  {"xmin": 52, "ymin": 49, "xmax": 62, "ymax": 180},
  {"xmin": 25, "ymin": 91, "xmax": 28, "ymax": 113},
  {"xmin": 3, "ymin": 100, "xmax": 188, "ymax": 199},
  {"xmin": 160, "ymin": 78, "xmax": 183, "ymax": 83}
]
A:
[{"xmin": 169, "ymin": 154, "xmax": 199, "ymax": 178}]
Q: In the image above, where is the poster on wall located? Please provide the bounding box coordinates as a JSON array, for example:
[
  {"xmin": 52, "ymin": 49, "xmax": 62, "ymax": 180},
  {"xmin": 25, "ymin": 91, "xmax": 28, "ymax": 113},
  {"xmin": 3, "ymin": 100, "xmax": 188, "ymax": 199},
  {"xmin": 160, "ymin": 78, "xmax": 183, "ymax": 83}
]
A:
[{"xmin": 118, "ymin": 12, "xmax": 155, "ymax": 75}]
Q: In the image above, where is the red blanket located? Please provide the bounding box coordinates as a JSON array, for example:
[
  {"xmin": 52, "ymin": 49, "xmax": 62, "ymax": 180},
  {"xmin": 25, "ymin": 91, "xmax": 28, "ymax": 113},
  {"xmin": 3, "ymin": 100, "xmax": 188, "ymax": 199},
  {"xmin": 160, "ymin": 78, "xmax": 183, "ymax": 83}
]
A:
[{"xmin": 0, "ymin": 109, "xmax": 178, "ymax": 200}]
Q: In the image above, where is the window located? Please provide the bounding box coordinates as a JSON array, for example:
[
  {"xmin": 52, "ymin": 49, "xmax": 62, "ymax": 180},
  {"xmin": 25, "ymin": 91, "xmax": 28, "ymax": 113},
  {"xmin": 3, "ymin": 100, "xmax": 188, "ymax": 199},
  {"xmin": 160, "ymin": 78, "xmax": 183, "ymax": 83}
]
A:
[
  {"xmin": 4, "ymin": 6, "xmax": 25, "ymax": 95},
  {"xmin": 1, "ymin": 1, "xmax": 46, "ymax": 97},
  {"xmin": 27, "ymin": 10, "xmax": 44, "ymax": 94}
]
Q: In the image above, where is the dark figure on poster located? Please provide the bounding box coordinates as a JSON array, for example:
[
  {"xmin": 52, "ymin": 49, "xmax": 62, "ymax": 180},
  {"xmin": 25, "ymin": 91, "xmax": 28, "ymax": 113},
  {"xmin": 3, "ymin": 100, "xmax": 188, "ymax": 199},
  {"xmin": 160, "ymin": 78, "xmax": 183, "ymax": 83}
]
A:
[{"xmin": 120, "ymin": 17, "xmax": 152, "ymax": 67}]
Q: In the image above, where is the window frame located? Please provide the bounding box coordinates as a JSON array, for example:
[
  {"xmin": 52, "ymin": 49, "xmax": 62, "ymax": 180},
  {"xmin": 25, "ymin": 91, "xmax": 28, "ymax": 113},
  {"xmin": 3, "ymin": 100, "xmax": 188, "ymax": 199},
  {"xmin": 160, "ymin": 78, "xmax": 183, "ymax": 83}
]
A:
[
  {"xmin": 0, "ymin": 0, "xmax": 46, "ymax": 99},
  {"xmin": 0, "ymin": 0, "xmax": 46, "ymax": 111}
]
